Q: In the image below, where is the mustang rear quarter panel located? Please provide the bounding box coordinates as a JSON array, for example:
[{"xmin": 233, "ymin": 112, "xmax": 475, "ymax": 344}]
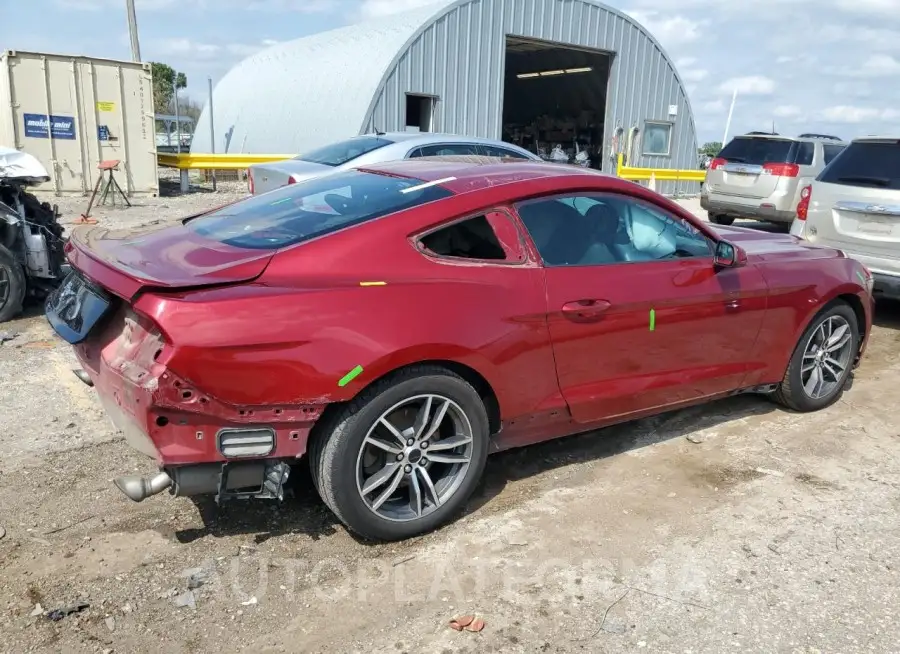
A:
[{"xmin": 137, "ymin": 189, "xmax": 560, "ymax": 430}]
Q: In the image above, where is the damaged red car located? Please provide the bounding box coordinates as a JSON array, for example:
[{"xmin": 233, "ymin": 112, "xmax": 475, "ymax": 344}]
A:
[{"xmin": 46, "ymin": 158, "xmax": 873, "ymax": 541}]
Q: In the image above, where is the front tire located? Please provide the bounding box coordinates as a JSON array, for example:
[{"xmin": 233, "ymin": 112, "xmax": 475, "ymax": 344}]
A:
[
  {"xmin": 774, "ymin": 301, "xmax": 859, "ymax": 412},
  {"xmin": 709, "ymin": 214, "xmax": 735, "ymax": 226},
  {"xmin": 0, "ymin": 244, "xmax": 26, "ymax": 323},
  {"xmin": 310, "ymin": 365, "xmax": 490, "ymax": 541}
]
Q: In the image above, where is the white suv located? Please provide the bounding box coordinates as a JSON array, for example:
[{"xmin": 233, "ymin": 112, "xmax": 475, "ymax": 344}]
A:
[{"xmin": 790, "ymin": 136, "xmax": 897, "ymax": 298}]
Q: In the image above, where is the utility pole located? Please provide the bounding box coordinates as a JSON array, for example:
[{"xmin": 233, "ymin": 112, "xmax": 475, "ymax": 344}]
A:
[
  {"xmin": 126, "ymin": 0, "xmax": 142, "ymax": 62},
  {"xmin": 722, "ymin": 88, "xmax": 738, "ymax": 146}
]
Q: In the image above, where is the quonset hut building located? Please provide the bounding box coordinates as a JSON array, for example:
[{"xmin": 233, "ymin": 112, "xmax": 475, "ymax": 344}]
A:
[{"xmin": 194, "ymin": 0, "xmax": 698, "ymax": 191}]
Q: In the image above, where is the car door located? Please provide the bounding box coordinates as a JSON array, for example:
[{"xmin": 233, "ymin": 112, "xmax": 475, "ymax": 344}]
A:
[{"xmin": 513, "ymin": 192, "xmax": 769, "ymax": 424}]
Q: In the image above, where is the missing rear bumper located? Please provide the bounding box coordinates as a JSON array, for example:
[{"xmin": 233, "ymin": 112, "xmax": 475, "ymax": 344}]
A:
[{"xmin": 112, "ymin": 460, "xmax": 291, "ymax": 505}]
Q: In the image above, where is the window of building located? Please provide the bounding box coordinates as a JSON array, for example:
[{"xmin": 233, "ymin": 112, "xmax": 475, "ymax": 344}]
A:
[
  {"xmin": 516, "ymin": 194, "xmax": 712, "ymax": 267},
  {"xmin": 643, "ymin": 121, "xmax": 673, "ymax": 156},
  {"xmin": 419, "ymin": 215, "xmax": 509, "ymax": 261},
  {"xmin": 405, "ymin": 94, "xmax": 436, "ymax": 132}
]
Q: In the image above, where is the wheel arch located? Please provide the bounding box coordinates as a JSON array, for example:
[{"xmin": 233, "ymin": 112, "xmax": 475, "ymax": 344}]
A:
[
  {"xmin": 317, "ymin": 357, "xmax": 503, "ymax": 441},
  {"xmin": 784, "ymin": 290, "xmax": 866, "ymax": 372}
]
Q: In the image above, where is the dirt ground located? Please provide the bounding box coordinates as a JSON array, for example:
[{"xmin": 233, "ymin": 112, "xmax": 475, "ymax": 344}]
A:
[{"xmin": 2, "ymin": 181, "xmax": 899, "ymax": 653}]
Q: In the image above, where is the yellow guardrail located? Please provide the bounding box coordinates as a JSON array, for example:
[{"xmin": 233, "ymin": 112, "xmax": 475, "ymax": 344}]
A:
[
  {"xmin": 616, "ymin": 154, "xmax": 706, "ymax": 183},
  {"xmin": 157, "ymin": 152, "xmax": 294, "ymax": 170}
]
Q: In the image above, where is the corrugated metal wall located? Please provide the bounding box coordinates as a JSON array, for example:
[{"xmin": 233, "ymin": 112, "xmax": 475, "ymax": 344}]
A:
[{"xmin": 364, "ymin": 0, "xmax": 699, "ymax": 195}]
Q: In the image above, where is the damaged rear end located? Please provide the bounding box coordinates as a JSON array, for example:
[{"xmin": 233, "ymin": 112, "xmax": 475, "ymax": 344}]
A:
[{"xmin": 46, "ymin": 224, "xmax": 323, "ymax": 504}]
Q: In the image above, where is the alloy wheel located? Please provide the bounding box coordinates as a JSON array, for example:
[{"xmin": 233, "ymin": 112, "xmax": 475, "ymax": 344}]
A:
[
  {"xmin": 355, "ymin": 394, "xmax": 475, "ymax": 523},
  {"xmin": 801, "ymin": 315, "xmax": 854, "ymax": 400}
]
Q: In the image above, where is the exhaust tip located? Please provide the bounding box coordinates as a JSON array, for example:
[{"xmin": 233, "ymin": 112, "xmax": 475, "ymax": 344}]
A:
[
  {"xmin": 73, "ymin": 369, "xmax": 94, "ymax": 387},
  {"xmin": 114, "ymin": 472, "xmax": 172, "ymax": 502}
]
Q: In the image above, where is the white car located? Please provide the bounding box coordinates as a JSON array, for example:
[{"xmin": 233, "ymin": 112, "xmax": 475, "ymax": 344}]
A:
[
  {"xmin": 789, "ymin": 136, "xmax": 895, "ymax": 298},
  {"xmin": 248, "ymin": 132, "xmax": 541, "ymax": 195}
]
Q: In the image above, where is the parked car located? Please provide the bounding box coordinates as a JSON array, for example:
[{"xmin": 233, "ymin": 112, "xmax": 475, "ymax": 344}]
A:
[
  {"xmin": 702, "ymin": 132, "xmax": 847, "ymax": 226},
  {"xmin": 46, "ymin": 159, "xmax": 873, "ymax": 542},
  {"xmin": 790, "ymin": 136, "xmax": 900, "ymax": 299},
  {"xmin": 247, "ymin": 132, "xmax": 542, "ymax": 195}
]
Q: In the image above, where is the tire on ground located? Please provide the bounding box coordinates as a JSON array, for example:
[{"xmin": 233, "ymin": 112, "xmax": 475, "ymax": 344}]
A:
[
  {"xmin": 0, "ymin": 243, "xmax": 26, "ymax": 323},
  {"xmin": 709, "ymin": 214, "xmax": 735, "ymax": 226},
  {"xmin": 310, "ymin": 365, "xmax": 490, "ymax": 541},
  {"xmin": 774, "ymin": 300, "xmax": 859, "ymax": 412}
]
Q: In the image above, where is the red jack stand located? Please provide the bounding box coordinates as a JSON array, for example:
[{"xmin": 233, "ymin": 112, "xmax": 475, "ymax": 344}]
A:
[{"xmin": 76, "ymin": 159, "xmax": 131, "ymax": 225}]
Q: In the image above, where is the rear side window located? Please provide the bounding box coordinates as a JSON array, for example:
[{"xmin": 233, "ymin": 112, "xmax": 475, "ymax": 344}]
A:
[
  {"xmin": 420, "ymin": 216, "xmax": 507, "ymax": 260},
  {"xmin": 413, "ymin": 143, "xmax": 481, "ymax": 157},
  {"xmin": 795, "ymin": 142, "xmax": 814, "ymax": 166},
  {"xmin": 480, "ymin": 144, "xmax": 531, "ymax": 160},
  {"xmin": 718, "ymin": 137, "xmax": 795, "ymax": 165},
  {"xmin": 823, "ymin": 144, "xmax": 846, "ymax": 165},
  {"xmin": 189, "ymin": 171, "xmax": 453, "ymax": 250},
  {"xmin": 818, "ymin": 141, "xmax": 900, "ymax": 190},
  {"xmin": 296, "ymin": 136, "xmax": 394, "ymax": 167}
]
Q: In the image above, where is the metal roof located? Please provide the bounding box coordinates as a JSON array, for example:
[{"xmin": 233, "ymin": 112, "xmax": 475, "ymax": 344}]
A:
[{"xmin": 192, "ymin": 1, "xmax": 455, "ymax": 156}]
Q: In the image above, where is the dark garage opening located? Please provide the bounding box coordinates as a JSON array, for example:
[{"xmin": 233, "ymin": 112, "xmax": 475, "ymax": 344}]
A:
[
  {"xmin": 405, "ymin": 94, "xmax": 435, "ymax": 132},
  {"xmin": 502, "ymin": 36, "xmax": 612, "ymax": 170}
]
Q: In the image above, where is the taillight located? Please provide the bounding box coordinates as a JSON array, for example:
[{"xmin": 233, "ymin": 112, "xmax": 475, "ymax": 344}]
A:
[
  {"xmin": 286, "ymin": 176, "xmax": 297, "ymax": 185},
  {"xmin": 247, "ymin": 168, "xmax": 255, "ymax": 195},
  {"xmin": 762, "ymin": 162, "xmax": 800, "ymax": 177},
  {"xmin": 796, "ymin": 185, "xmax": 812, "ymax": 221},
  {"xmin": 710, "ymin": 158, "xmax": 726, "ymax": 170}
]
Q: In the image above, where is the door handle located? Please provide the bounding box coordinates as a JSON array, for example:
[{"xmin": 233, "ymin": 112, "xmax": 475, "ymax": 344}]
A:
[{"xmin": 561, "ymin": 299, "xmax": 611, "ymax": 321}]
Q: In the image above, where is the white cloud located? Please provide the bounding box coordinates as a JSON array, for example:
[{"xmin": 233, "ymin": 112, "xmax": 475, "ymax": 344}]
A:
[
  {"xmin": 624, "ymin": 11, "xmax": 704, "ymax": 47},
  {"xmin": 699, "ymin": 99, "xmax": 726, "ymax": 114},
  {"xmin": 676, "ymin": 57, "xmax": 698, "ymax": 68},
  {"xmin": 717, "ymin": 76, "xmax": 776, "ymax": 95},
  {"xmin": 680, "ymin": 68, "xmax": 708, "ymax": 83},
  {"xmin": 833, "ymin": 0, "xmax": 900, "ymax": 16},
  {"xmin": 860, "ymin": 54, "xmax": 900, "ymax": 76},
  {"xmin": 819, "ymin": 106, "xmax": 900, "ymax": 123},
  {"xmin": 774, "ymin": 105, "xmax": 802, "ymax": 118},
  {"xmin": 149, "ymin": 37, "xmax": 278, "ymax": 61}
]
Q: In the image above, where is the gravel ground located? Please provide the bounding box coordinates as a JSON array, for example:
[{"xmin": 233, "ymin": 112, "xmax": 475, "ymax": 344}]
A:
[{"xmin": 2, "ymin": 180, "xmax": 898, "ymax": 653}]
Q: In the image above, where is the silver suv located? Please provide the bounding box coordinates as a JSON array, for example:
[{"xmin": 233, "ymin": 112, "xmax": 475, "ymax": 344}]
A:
[
  {"xmin": 790, "ymin": 137, "xmax": 899, "ymax": 299},
  {"xmin": 702, "ymin": 133, "xmax": 847, "ymax": 226}
]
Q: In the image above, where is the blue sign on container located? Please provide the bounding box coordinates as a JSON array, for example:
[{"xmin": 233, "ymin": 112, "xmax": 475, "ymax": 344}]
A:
[
  {"xmin": 23, "ymin": 113, "xmax": 77, "ymax": 140},
  {"xmin": 98, "ymin": 125, "xmax": 109, "ymax": 141}
]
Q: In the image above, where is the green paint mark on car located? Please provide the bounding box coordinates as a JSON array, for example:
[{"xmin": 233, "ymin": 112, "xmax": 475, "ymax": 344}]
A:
[
  {"xmin": 338, "ymin": 365, "xmax": 364, "ymax": 387},
  {"xmin": 649, "ymin": 308, "xmax": 656, "ymax": 331}
]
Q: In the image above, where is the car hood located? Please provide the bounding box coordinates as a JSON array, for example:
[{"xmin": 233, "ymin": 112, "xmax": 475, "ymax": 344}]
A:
[
  {"xmin": 68, "ymin": 221, "xmax": 274, "ymax": 297},
  {"xmin": 710, "ymin": 224, "xmax": 844, "ymax": 261}
]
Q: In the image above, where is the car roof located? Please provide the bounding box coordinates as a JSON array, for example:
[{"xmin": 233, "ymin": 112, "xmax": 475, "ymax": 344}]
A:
[
  {"xmin": 357, "ymin": 156, "xmax": 613, "ymax": 194},
  {"xmin": 852, "ymin": 136, "xmax": 900, "ymax": 144},
  {"xmin": 733, "ymin": 133, "xmax": 847, "ymax": 144}
]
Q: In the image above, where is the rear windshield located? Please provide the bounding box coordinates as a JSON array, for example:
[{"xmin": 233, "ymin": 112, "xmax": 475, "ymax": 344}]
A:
[
  {"xmin": 718, "ymin": 137, "xmax": 795, "ymax": 165},
  {"xmin": 296, "ymin": 136, "xmax": 394, "ymax": 167},
  {"xmin": 188, "ymin": 170, "xmax": 453, "ymax": 250},
  {"xmin": 818, "ymin": 140, "xmax": 900, "ymax": 190}
]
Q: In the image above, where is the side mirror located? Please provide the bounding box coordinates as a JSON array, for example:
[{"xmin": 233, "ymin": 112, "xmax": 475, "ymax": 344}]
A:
[{"xmin": 714, "ymin": 240, "xmax": 746, "ymax": 268}]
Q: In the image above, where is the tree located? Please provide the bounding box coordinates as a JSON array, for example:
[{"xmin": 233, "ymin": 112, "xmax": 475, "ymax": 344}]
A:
[
  {"xmin": 699, "ymin": 141, "xmax": 723, "ymax": 158},
  {"xmin": 150, "ymin": 62, "xmax": 187, "ymax": 114}
]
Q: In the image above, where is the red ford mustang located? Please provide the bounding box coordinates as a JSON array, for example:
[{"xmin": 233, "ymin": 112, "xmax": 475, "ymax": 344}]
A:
[{"xmin": 46, "ymin": 158, "xmax": 873, "ymax": 541}]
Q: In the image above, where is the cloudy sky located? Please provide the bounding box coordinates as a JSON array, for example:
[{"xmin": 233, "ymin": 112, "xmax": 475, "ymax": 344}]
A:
[{"xmin": 2, "ymin": 0, "xmax": 898, "ymax": 144}]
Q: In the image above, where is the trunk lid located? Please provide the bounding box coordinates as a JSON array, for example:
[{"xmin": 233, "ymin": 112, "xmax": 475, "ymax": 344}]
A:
[
  {"xmin": 67, "ymin": 222, "xmax": 274, "ymax": 300},
  {"xmin": 707, "ymin": 136, "xmax": 797, "ymax": 200},
  {"xmin": 250, "ymin": 159, "xmax": 331, "ymax": 195}
]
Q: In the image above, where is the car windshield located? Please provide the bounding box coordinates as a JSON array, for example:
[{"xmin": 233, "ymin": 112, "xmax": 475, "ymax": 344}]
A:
[
  {"xmin": 188, "ymin": 170, "xmax": 453, "ymax": 250},
  {"xmin": 718, "ymin": 137, "xmax": 795, "ymax": 165},
  {"xmin": 296, "ymin": 136, "xmax": 395, "ymax": 167},
  {"xmin": 818, "ymin": 140, "xmax": 900, "ymax": 190}
]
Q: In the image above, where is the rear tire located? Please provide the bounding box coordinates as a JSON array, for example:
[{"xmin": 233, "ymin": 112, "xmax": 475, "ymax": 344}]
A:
[
  {"xmin": 709, "ymin": 214, "xmax": 735, "ymax": 226},
  {"xmin": 774, "ymin": 301, "xmax": 859, "ymax": 412},
  {"xmin": 310, "ymin": 365, "xmax": 490, "ymax": 542},
  {"xmin": 0, "ymin": 244, "xmax": 25, "ymax": 323}
]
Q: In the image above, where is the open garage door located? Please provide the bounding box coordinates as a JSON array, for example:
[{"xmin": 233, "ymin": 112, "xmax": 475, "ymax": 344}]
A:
[{"xmin": 502, "ymin": 36, "xmax": 612, "ymax": 170}]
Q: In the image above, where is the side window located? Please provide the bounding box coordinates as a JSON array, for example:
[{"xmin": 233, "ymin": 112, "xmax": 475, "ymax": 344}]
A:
[
  {"xmin": 823, "ymin": 144, "xmax": 846, "ymax": 165},
  {"xmin": 407, "ymin": 147, "xmax": 424, "ymax": 158},
  {"xmin": 480, "ymin": 144, "xmax": 530, "ymax": 160},
  {"xmin": 417, "ymin": 143, "xmax": 481, "ymax": 157},
  {"xmin": 795, "ymin": 142, "xmax": 815, "ymax": 166},
  {"xmin": 419, "ymin": 214, "xmax": 516, "ymax": 262},
  {"xmin": 517, "ymin": 195, "xmax": 712, "ymax": 267}
]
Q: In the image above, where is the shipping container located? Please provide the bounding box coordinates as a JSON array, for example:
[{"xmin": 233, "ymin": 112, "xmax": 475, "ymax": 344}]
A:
[{"xmin": 0, "ymin": 50, "xmax": 158, "ymax": 196}]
